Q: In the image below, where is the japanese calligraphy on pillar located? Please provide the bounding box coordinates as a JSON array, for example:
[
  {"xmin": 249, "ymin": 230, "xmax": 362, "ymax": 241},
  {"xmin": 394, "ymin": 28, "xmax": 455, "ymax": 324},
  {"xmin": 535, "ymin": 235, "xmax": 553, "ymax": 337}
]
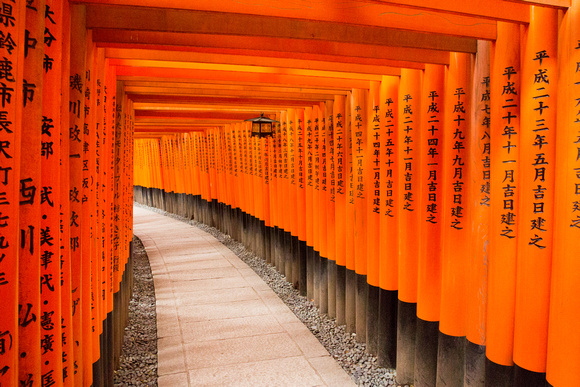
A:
[
  {"xmin": 370, "ymin": 101, "xmax": 380, "ymax": 215},
  {"xmin": 572, "ymin": 39, "xmax": 580, "ymax": 230},
  {"xmin": 20, "ymin": 1, "xmax": 45, "ymax": 385},
  {"xmin": 41, "ymin": 0, "xmax": 63, "ymax": 383},
  {"xmin": 0, "ymin": 0, "xmax": 22, "ymax": 384},
  {"xmin": 449, "ymin": 87, "xmax": 467, "ymax": 229},
  {"xmin": 480, "ymin": 77, "xmax": 491, "ymax": 208},
  {"xmin": 335, "ymin": 109, "xmax": 344, "ymax": 197},
  {"xmin": 327, "ymin": 113, "xmax": 334, "ymax": 201},
  {"xmin": 499, "ymin": 64, "xmax": 520, "ymax": 239},
  {"xmin": 525, "ymin": 48, "xmax": 555, "ymax": 250},
  {"xmin": 298, "ymin": 115, "xmax": 304, "ymax": 190},
  {"xmin": 401, "ymin": 93, "xmax": 415, "ymax": 212},
  {"xmin": 354, "ymin": 104, "xmax": 365, "ymax": 200},
  {"xmin": 425, "ymin": 86, "xmax": 443, "ymax": 224}
]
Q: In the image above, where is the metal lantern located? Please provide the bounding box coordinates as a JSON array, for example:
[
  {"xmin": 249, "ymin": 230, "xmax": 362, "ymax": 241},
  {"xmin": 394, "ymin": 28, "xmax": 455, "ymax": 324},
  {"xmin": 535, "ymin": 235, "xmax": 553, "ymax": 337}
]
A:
[{"xmin": 246, "ymin": 113, "xmax": 277, "ymax": 138}]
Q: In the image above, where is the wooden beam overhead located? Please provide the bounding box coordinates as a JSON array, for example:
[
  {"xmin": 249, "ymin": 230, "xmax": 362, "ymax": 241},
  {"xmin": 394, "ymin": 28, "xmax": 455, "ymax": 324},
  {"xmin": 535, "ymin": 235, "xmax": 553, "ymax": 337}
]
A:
[
  {"xmin": 109, "ymin": 58, "xmax": 391, "ymax": 81},
  {"xmin": 94, "ymin": 30, "xmax": 451, "ymax": 65},
  {"xmin": 125, "ymin": 87, "xmax": 339, "ymax": 101},
  {"xmin": 130, "ymin": 96, "xmax": 325, "ymax": 108},
  {"xmin": 114, "ymin": 66, "xmax": 374, "ymax": 90},
  {"xmin": 135, "ymin": 111, "xmax": 263, "ymax": 120},
  {"xmin": 359, "ymin": 0, "xmax": 531, "ymax": 22},
  {"xmin": 105, "ymin": 48, "xmax": 424, "ymax": 75},
  {"xmin": 80, "ymin": 1, "xmax": 501, "ymax": 39},
  {"xmin": 503, "ymin": 0, "xmax": 570, "ymax": 8},
  {"xmin": 84, "ymin": 3, "xmax": 488, "ymax": 44},
  {"xmin": 103, "ymin": 43, "xmax": 426, "ymax": 70}
]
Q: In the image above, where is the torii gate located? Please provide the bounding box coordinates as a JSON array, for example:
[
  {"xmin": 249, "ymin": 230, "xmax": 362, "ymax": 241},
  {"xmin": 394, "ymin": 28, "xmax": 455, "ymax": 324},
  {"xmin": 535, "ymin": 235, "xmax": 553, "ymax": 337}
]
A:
[{"xmin": 0, "ymin": 1, "xmax": 578, "ymax": 386}]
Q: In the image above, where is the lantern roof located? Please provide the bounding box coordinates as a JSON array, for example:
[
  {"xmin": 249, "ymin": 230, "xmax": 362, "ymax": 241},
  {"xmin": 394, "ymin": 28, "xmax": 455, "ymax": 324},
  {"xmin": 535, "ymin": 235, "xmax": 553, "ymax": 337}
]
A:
[{"xmin": 245, "ymin": 113, "xmax": 278, "ymax": 124}]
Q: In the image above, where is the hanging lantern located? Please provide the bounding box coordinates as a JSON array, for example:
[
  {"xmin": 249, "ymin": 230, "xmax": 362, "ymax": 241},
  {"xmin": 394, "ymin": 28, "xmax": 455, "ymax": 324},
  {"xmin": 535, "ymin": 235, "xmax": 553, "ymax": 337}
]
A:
[{"xmin": 246, "ymin": 113, "xmax": 277, "ymax": 138}]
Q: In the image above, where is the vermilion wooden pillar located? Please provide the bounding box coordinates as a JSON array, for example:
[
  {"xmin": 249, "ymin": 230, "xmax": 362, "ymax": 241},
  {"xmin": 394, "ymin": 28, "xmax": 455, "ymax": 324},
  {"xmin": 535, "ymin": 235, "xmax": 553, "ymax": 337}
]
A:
[
  {"xmin": 514, "ymin": 5, "xmax": 557, "ymax": 383},
  {"xmin": 344, "ymin": 92, "xmax": 356, "ymax": 334},
  {"xmin": 365, "ymin": 80, "xmax": 380, "ymax": 355},
  {"xmin": 19, "ymin": 2, "xmax": 45, "ymax": 386},
  {"xmin": 60, "ymin": 2, "xmax": 74, "ymax": 385},
  {"xmin": 352, "ymin": 88, "xmax": 367, "ymax": 342},
  {"xmin": 295, "ymin": 108, "xmax": 306, "ymax": 294},
  {"xmin": 465, "ymin": 40, "xmax": 491, "ymax": 387},
  {"xmin": 42, "ymin": 0, "xmax": 64, "ymax": 384},
  {"xmin": 547, "ymin": 2, "xmax": 580, "ymax": 386},
  {"xmin": 311, "ymin": 106, "xmax": 320, "ymax": 301},
  {"xmin": 378, "ymin": 75, "xmax": 399, "ymax": 369},
  {"xmin": 438, "ymin": 51, "xmax": 472, "ymax": 386},
  {"xmin": 319, "ymin": 102, "xmax": 329, "ymax": 314},
  {"xmin": 0, "ymin": 2, "xmax": 25, "ymax": 385},
  {"xmin": 82, "ymin": 36, "xmax": 96, "ymax": 385},
  {"xmin": 326, "ymin": 101, "xmax": 336, "ymax": 317},
  {"xmin": 416, "ymin": 63, "xmax": 444, "ymax": 387},
  {"xmin": 333, "ymin": 95, "xmax": 347, "ymax": 326},
  {"xmin": 69, "ymin": 6, "xmax": 86, "ymax": 384},
  {"xmin": 305, "ymin": 106, "xmax": 314, "ymax": 300},
  {"xmin": 396, "ymin": 68, "xmax": 421, "ymax": 386},
  {"xmin": 487, "ymin": 21, "xmax": 520, "ymax": 386}
]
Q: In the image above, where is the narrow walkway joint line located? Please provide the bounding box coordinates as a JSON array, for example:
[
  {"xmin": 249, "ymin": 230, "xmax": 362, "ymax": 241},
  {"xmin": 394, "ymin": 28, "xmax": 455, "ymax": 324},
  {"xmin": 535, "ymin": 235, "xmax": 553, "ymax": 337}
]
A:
[{"xmin": 133, "ymin": 206, "xmax": 356, "ymax": 387}]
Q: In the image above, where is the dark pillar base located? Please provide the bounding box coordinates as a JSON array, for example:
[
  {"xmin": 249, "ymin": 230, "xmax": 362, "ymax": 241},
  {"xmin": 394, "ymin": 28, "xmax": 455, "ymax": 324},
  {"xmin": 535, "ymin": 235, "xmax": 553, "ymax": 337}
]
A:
[
  {"xmin": 306, "ymin": 245, "xmax": 315, "ymax": 301},
  {"xmin": 465, "ymin": 340, "xmax": 486, "ymax": 387},
  {"xmin": 366, "ymin": 284, "xmax": 379, "ymax": 355},
  {"xmin": 299, "ymin": 240, "xmax": 307, "ymax": 296},
  {"xmin": 319, "ymin": 254, "xmax": 329, "ymax": 314},
  {"xmin": 284, "ymin": 231, "xmax": 292, "ymax": 281},
  {"xmin": 436, "ymin": 332, "xmax": 466, "ymax": 387},
  {"xmin": 277, "ymin": 228, "xmax": 285, "ymax": 275},
  {"xmin": 378, "ymin": 289, "xmax": 397, "ymax": 369},
  {"xmin": 270, "ymin": 227, "xmax": 277, "ymax": 266},
  {"xmin": 486, "ymin": 358, "xmax": 514, "ymax": 387},
  {"xmin": 264, "ymin": 223, "xmax": 271, "ymax": 263},
  {"xmin": 335, "ymin": 264, "xmax": 346, "ymax": 326},
  {"xmin": 327, "ymin": 260, "xmax": 337, "ymax": 319},
  {"xmin": 345, "ymin": 268, "xmax": 357, "ymax": 334},
  {"xmin": 414, "ymin": 318, "xmax": 439, "ymax": 387},
  {"xmin": 355, "ymin": 273, "xmax": 367, "ymax": 342},
  {"xmin": 514, "ymin": 365, "xmax": 547, "ymax": 387},
  {"xmin": 396, "ymin": 300, "xmax": 417, "ymax": 385},
  {"xmin": 106, "ymin": 311, "xmax": 113, "ymax": 386},
  {"xmin": 292, "ymin": 235, "xmax": 300, "ymax": 289},
  {"xmin": 313, "ymin": 250, "xmax": 321, "ymax": 307}
]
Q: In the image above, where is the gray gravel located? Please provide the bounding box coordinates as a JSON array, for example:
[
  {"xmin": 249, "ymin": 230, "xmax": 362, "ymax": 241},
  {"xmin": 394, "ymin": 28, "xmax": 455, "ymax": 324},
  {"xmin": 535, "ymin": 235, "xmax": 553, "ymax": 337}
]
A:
[
  {"xmin": 133, "ymin": 202, "xmax": 400, "ymax": 386},
  {"xmin": 114, "ymin": 236, "xmax": 158, "ymax": 386}
]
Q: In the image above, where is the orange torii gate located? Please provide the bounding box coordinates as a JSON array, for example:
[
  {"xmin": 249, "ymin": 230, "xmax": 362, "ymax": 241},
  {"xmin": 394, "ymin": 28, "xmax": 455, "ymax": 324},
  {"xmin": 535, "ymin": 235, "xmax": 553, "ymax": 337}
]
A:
[{"xmin": 2, "ymin": 1, "xmax": 580, "ymax": 387}]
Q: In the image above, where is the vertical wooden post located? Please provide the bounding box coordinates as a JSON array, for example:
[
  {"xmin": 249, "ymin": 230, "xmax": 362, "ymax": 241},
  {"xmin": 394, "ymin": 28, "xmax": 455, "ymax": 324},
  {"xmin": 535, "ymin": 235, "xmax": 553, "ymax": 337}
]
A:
[
  {"xmin": 487, "ymin": 21, "xmax": 520, "ymax": 385},
  {"xmin": 396, "ymin": 68, "xmax": 421, "ymax": 386},
  {"xmin": 0, "ymin": 1, "xmax": 24, "ymax": 385},
  {"xmin": 547, "ymin": 2, "xmax": 580, "ymax": 386},
  {"xmin": 366, "ymin": 81, "xmax": 380, "ymax": 354},
  {"xmin": 344, "ymin": 92, "xmax": 356, "ymax": 334},
  {"xmin": 326, "ymin": 101, "xmax": 336, "ymax": 317},
  {"xmin": 42, "ymin": 0, "xmax": 64, "ymax": 384},
  {"xmin": 416, "ymin": 63, "xmax": 445, "ymax": 387},
  {"xmin": 378, "ymin": 75, "xmax": 399, "ymax": 369},
  {"xmin": 19, "ymin": 1, "xmax": 45, "ymax": 386},
  {"xmin": 514, "ymin": 5, "xmax": 557, "ymax": 382},
  {"xmin": 352, "ymin": 88, "xmax": 367, "ymax": 341},
  {"xmin": 438, "ymin": 52, "xmax": 472, "ymax": 386},
  {"xmin": 319, "ymin": 102, "xmax": 329, "ymax": 313},
  {"xmin": 465, "ymin": 40, "xmax": 491, "ymax": 387}
]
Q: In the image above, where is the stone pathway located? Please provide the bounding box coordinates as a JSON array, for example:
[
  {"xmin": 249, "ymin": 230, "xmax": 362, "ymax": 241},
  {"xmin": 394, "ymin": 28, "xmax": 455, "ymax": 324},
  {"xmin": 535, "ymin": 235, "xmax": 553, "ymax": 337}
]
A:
[{"xmin": 133, "ymin": 206, "xmax": 356, "ymax": 387}]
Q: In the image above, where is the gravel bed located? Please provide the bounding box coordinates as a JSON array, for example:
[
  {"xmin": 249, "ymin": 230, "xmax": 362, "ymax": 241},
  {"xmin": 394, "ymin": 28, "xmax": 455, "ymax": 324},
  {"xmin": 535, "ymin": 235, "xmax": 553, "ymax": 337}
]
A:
[
  {"xmin": 133, "ymin": 203, "xmax": 400, "ymax": 387},
  {"xmin": 114, "ymin": 236, "xmax": 158, "ymax": 386}
]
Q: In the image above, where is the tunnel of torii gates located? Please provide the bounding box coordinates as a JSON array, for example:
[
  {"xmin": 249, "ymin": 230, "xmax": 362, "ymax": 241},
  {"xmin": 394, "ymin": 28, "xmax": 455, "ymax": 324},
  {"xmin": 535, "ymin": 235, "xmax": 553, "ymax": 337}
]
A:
[{"xmin": 0, "ymin": 0, "xmax": 580, "ymax": 386}]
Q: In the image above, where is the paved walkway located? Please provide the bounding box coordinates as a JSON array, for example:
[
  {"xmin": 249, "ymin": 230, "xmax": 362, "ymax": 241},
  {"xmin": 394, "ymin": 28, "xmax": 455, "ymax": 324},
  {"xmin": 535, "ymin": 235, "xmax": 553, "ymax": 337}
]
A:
[{"xmin": 133, "ymin": 206, "xmax": 356, "ymax": 387}]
